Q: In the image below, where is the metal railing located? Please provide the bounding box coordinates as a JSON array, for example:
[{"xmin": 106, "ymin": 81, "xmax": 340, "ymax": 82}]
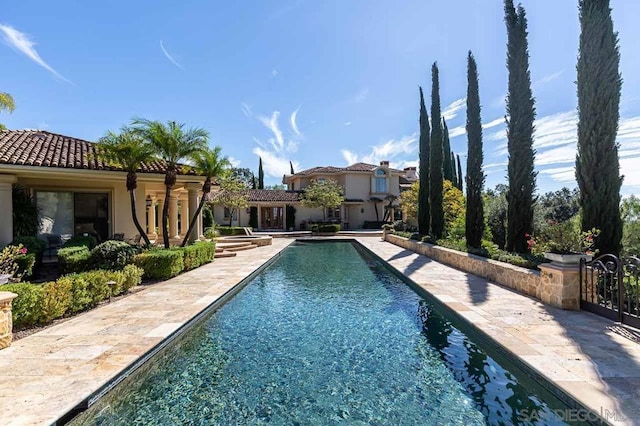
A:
[{"xmin": 580, "ymin": 254, "xmax": 640, "ymax": 328}]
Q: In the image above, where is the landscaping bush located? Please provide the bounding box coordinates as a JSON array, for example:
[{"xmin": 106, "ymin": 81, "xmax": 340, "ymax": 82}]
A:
[
  {"xmin": 180, "ymin": 242, "xmax": 216, "ymax": 271},
  {"xmin": 62, "ymin": 234, "xmax": 98, "ymax": 250},
  {"xmin": 14, "ymin": 253, "xmax": 36, "ymax": 280},
  {"xmin": 9, "ymin": 236, "xmax": 46, "ymax": 256},
  {"xmin": 57, "ymin": 275, "xmax": 91, "ymax": 314},
  {"xmin": 133, "ymin": 250, "xmax": 184, "ymax": 280},
  {"xmin": 217, "ymin": 226, "xmax": 246, "ymax": 236},
  {"xmin": 41, "ymin": 280, "xmax": 72, "ymax": 322},
  {"xmin": 58, "ymin": 246, "xmax": 91, "ymax": 273},
  {"xmin": 2, "ymin": 283, "xmax": 44, "ymax": 327},
  {"xmin": 121, "ymin": 264, "xmax": 144, "ymax": 292},
  {"xmin": 90, "ymin": 240, "xmax": 137, "ymax": 270},
  {"xmin": 311, "ymin": 224, "xmax": 341, "ymax": 233}
]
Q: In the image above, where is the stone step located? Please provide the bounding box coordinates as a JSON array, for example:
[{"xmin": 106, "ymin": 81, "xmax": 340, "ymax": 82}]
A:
[
  {"xmin": 215, "ymin": 241, "xmax": 253, "ymax": 249},
  {"xmin": 215, "ymin": 251, "xmax": 237, "ymax": 258},
  {"xmin": 224, "ymin": 244, "xmax": 258, "ymax": 252}
]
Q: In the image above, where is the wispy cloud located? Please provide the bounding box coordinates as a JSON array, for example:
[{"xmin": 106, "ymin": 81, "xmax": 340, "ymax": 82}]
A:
[
  {"xmin": 344, "ymin": 122, "xmax": 352, "ymax": 126},
  {"xmin": 290, "ymin": 105, "xmax": 302, "ymax": 136},
  {"xmin": 272, "ymin": 68, "xmax": 278, "ymax": 77},
  {"xmin": 227, "ymin": 156, "xmax": 241, "ymax": 168},
  {"xmin": 341, "ymin": 133, "xmax": 418, "ymax": 167},
  {"xmin": 442, "ymin": 97, "xmax": 466, "ymax": 121},
  {"xmin": 241, "ymin": 102, "xmax": 252, "ymax": 118},
  {"xmin": 350, "ymin": 87, "xmax": 369, "ymax": 104},
  {"xmin": 160, "ymin": 40, "xmax": 184, "ymax": 70},
  {"xmin": 534, "ymin": 69, "xmax": 564, "ymax": 87},
  {"xmin": 0, "ymin": 24, "xmax": 71, "ymax": 83}
]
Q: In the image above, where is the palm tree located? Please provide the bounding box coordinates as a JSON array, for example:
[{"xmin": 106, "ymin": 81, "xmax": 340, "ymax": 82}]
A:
[
  {"xmin": 181, "ymin": 146, "xmax": 231, "ymax": 246},
  {"xmin": 96, "ymin": 128, "xmax": 156, "ymax": 246},
  {"xmin": 132, "ymin": 119, "xmax": 209, "ymax": 248},
  {"xmin": 0, "ymin": 91, "xmax": 16, "ymax": 130}
]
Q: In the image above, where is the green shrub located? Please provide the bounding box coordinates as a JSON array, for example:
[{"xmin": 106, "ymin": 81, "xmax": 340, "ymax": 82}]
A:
[
  {"xmin": 41, "ymin": 280, "xmax": 72, "ymax": 322},
  {"xmin": 14, "ymin": 253, "xmax": 36, "ymax": 280},
  {"xmin": 58, "ymin": 246, "xmax": 91, "ymax": 273},
  {"xmin": 9, "ymin": 236, "xmax": 47, "ymax": 254},
  {"xmin": 133, "ymin": 250, "xmax": 184, "ymax": 280},
  {"xmin": 82, "ymin": 270, "xmax": 111, "ymax": 305},
  {"xmin": 90, "ymin": 240, "xmax": 136, "ymax": 270},
  {"xmin": 58, "ymin": 275, "xmax": 91, "ymax": 313},
  {"xmin": 2, "ymin": 283, "xmax": 44, "ymax": 327},
  {"xmin": 311, "ymin": 224, "xmax": 340, "ymax": 233},
  {"xmin": 62, "ymin": 235, "xmax": 98, "ymax": 249},
  {"xmin": 121, "ymin": 264, "xmax": 144, "ymax": 292},
  {"xmin": 181, "ymin": 242, "xmax": 216, "ymax": 271},
  {"xmin": 217, "ymin": 226, "xmax": 246, "ymax": 236}
]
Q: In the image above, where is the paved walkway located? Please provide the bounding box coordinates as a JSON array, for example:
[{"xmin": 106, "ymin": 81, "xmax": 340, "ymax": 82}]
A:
[
  {"xmin": 358, "ymin": 238, "xmax": 640, "ymax": 425},
  {"xmin": 0, "ymin": 238, "xmax": 294, "ymax": 426}
]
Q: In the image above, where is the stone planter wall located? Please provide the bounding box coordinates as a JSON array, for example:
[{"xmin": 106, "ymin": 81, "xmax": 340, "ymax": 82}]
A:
[
  {"xmin": 0, "ymin": 291, "xmax": 17, "ymax": 350},
  {"xmin": 385, "ymin": 234, "xmax": 542, "ymax": 300}
]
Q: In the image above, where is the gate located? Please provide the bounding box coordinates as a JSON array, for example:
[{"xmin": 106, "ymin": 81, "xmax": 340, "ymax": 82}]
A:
[{"xmin": 580, "ymin": 255, "xmax": 640, "ymax": 328}]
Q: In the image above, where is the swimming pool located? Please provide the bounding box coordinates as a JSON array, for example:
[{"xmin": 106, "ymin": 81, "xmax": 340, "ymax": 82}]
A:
[{"xmin": 71, "ymin": 241, "xmax": 575, "ymax": 425}]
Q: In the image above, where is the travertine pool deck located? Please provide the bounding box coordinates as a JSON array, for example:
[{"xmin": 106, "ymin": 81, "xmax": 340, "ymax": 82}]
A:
[
  {"xmin": 0, "ymin": 238, "xmax": 294, "ymax": 425},
  {"xmin": 359, "ymin": 238, "xmax": 640, "ymax": 425}
]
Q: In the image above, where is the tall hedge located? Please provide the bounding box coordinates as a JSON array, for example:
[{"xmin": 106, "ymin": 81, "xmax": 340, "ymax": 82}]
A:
[
  {"xmin": 418, "ymin": 86, "xmax": 431, "ymax": 235},
  {"xmin": 504, "ymin": 0, "xmax": 537, "ymax": 253},
  {"xmin": 429, "ymin": 62, "xmax": 445, "ymax": 239},
  {"xmin": 465, "ymin": 51, "xmax": 485, "ymax": 248},
  {"xmin": 576, "ymin": 0, "xmax": 623, "ymax": 255},
  {"xmin": 442, "ymin": 119, "xmax": 453, "ymax": 182}
]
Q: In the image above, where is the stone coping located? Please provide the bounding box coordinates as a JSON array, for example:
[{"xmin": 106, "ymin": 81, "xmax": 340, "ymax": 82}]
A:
[
  {"xmin": 360, "ymin": 238, "xmax": 640, "ymax": 425},
  {"xmin": 0, "ymin": 239, "xmax": 294, "ymax": 425}
]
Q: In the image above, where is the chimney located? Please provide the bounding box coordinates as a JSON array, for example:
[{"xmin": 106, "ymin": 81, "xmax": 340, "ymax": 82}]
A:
[
  {"xmin": 403, "ymin": 167, "xmax": 417, "ymax": 180},
  {"xmin": 380, "ymin": 160, "xmax": 389, "ymax": 167}
]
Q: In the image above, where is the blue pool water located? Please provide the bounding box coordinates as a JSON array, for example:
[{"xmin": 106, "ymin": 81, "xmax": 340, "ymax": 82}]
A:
[{"xmin": 73, "ymin": 242, "xmax": 573, "ymax": 425}]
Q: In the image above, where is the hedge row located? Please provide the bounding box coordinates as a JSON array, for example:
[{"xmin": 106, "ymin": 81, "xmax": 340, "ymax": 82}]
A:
[
  {"xmin": 217, "ymin": 226, "xmax": 247, "ymax": 236},
  {"xmin": 311, "ymin": 224, "xmax": 341, "ymax": 233},
  {"xmin": 133, "ymin": 242, "xmax": 217, "ymax": 280},
  {"xmin": 58, "ymin": 240, "xmax": 137, "ymax": 274},
  {"xmin": 3, "ymin": 264, "xmax": 144, "ymax": 328}
]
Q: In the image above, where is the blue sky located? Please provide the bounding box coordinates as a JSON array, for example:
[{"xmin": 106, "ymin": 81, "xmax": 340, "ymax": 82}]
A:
[{"xmin": 1, "ymin": 1, "xmax": 639, "ymax": 194}]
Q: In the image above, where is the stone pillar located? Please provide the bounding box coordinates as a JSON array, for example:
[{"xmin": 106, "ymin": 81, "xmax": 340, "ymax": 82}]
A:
[
  {"xmin": 538, "ymin": 263, "xmax": 581, "ymax": 310},
  {"xmin": 187, "ymin": 183, "xmax": 202, "ymax": 243},
  {"xmin": 0, "ymin": 175, "xmax": 17, "ymax": 246},
  {"xmin": 180, "ymin": 197, "xmax": 189, "ymax": 237},
  {"xmin": 282, "ymin": 204, "xmax": 287, "ymax": 231},
  {"xmin": 157, "ymin": 198, "xmax": 165, "ymax": 240},
  {"xmin": 0, "ymin": 292, "xmax": 18, "ymax": 350},
  {"xmin": 169, "ymin": 196, "xmax": 179, "ymax": 239},
  {"xmin": 146, "ymin": 196, "xmax": 157, "ymax": 241}
]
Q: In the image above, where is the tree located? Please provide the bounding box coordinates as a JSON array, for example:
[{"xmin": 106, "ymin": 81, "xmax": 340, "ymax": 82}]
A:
[
  {"xmin": 418, "ymin": 87, "xmax": 431, "ymax": 235},
  {"xmin": 230, "ymin": 168, "xmax": 254, "ymax": 188},
  {"xmin": 0, "ymin": 91, "xmax": 16, "ymax": 131},
  {"xmin": 621, "ymin": 195, "xmax": 640, "ymax": 256},
  {"xmin": 300, "ymin": 178, "xmax": 344, "ymax": 219},
  {"xmin": 456, "ymin": 155, "xmax": 463, "ymax": 191},
  {"xmin": 400, "ymin": 182, "xmax": 419, "ymax": 221},
  {"xmin": 429, "ymin": 62, "xmax": 445, "ymax": 239},
  {"xmin": 96, "ymin": 128, "xmax": 156, "ymax": 247},
  {"xmin": 132, "ymin": 119, "xmax": 208, "ymax": 248},
  {"xmin": 485, "ymin": 185, "xmax": 508, "ymax": 249},
  {"xmin": 443, "ymin": 180, "xmax": 465, "ymax": 236},
  {"xmin": 465, "ymin": 51, "xmax": 486, "ymax": 248},
  {"xmin": 450, "ymin": 151, "xmax": 458, "ymax": 189},
  {"xmin": 258, "ymin": 157, "xmax": 264, "ymax": 189},
  {"xmin": 214, "ymin": 177, "xmax": 250, "ymax": 227},
  {"xmin": 289, "ymin": 161, "xmax": 295, "ymax": 175},
  {"xmin": 181, "ymin": 146, "xmax": 231, "ymax": 246},
  {"xmin": 576, "ymin": 0, "xmax": 623, "ymax": 255},
  {"xmin": 442, "ymin": 119, "xmax": 453, "ymax": 182},
  {"xmin": 504, "ymin": 0, "xmax": 536, "ymax": 253}
]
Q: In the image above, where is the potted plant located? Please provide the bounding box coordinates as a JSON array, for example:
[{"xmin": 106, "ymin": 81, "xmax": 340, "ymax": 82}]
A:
[{"xmin": 527, "ymin": 219, "xmax": 599, "ymax": 266}]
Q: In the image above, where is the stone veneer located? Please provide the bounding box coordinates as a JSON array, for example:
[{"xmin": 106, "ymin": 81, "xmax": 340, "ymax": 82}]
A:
[
  {"xmin": 385, "ymin": 234, "xmax": 580, "ymax": 310},
  {"xmin": 0, "ymin": 291, "xmax": 17, "ymax": 350}
]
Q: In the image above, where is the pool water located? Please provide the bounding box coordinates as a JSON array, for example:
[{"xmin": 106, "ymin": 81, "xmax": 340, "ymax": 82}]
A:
[{"xmin": 73, "ymin": 242, "xmax": 573, "ymax": 425}]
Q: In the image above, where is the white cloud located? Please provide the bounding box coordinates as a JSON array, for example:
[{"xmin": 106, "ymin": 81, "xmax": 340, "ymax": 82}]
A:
[
  {"xmin": 258, "ymin": 111, "xmax": 285, "ymax": 152},
  {"xmin": 227, "ymin": 156, "xmax": 241, "ymax": 167},
  {"xmin": 0, "ymin": 24, "xmax": 71, "ymax": 83},
  {"xmin": 252, "ymin": 147, "xmax": 299, "ymax": 178},
  {"xmin": 160, "ymin": 40, "xmax": 184, "ymax": 70},
  {"xmin": 341, "ymin": 133, "xmax": 418, "ymax": 165},
  {"xmin": 534, "ymin": 69, "xmax": 564, "ymax": 87},
  {"xmin": 241, "ymin": 102, "xmax": 252, "ymax": 118},
  {"xmin": 344, "ymin": 121, "xmax": 352, "ymax": 126},
  {"xmin": 272, "ymin": 68, "xmax": 278, "ymax": 77},
  {"xmin": 290, "ymin": 105, "xmax": 302, "ymax": 136},
  {"xmin": 442, "ymin": 97, "xmax": 466, "ymax": 121},
  {"xmin": 539, "ymin": 166, "xmax": 575, "ymax": 183},
  {"xmin": 483, "ymin": 117, "xmax": 504, "ymax": 130},
  {"xmin": 350, "ymin": 87, "xmax": 369, "ymax": 104},
  {"xmin": 448, "ymin": 125, "xmax": 466, "ymax": 138}
]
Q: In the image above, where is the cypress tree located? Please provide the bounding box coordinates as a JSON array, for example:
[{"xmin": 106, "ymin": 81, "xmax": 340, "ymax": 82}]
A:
[
  {"xmin": 418, "ymin": 86, "xmax": 431, "ymax": 235},
  {"xmin": 450, "ymin": 151, "xmax": 458, "ymax": 189},
  {"xmin": 429, "ymin": 62, "xmax": 445, "ymax": 239},
  {"xmin": 576, "ymin": 0, "xmax": 623, "ymax": 255},
  {"xmin": 504, "ymin": 0, "xmax": 536, "ymax": 253},
  {"xmin": 456, "ymin": 154, "xmax": 464, "ymax": 191},
  {"xmin": 290, "ymin": 161, "xmax": 295, "ymax": 175},
  {"xmin": 465, "ymin": 51, "xmax": 485, "ymax": 248},
  {"xmin": 258, "ymin": 157, "xmax": 264, "ymax": 189},
  {"xmin": 442, "ymin": 119, "xmax": 453, "ymax": 181}
]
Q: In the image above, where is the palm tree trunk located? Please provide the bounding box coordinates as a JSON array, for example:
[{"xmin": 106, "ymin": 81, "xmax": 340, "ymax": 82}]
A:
[
  {"xmin": 162, "ymin": 185, "xmax": 171, "ymax": 248},
  {"xmin": 129, "ymin": 190, "xmax": 151, "ymax": 246},
  {"xmin": 181, "ymin": 197, "xmax": 206, "ymax": 247}
]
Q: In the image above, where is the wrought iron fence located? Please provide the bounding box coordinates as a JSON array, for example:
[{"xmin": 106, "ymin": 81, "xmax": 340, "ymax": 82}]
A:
[{"xmin": 580, "ymin": 255, "xmax": 640, "ymax": 328}]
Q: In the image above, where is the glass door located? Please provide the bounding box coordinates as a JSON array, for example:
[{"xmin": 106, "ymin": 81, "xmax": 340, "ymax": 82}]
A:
[{"xmin": 74, "ymin": 192, "xmax": 110, "ymax": 242}]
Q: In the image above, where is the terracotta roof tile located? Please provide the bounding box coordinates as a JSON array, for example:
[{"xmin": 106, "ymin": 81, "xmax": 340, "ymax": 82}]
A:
[
  {"xmin": 0, "ymin": 129, "xmax": 196, "ymax": 175},
  {"xmin": 210, "ymin": 189, "xmax": 303, "ymax": 203},
  {"xmin": 293, "ymin": 162, "xmax": 404, "ymax": 176}
]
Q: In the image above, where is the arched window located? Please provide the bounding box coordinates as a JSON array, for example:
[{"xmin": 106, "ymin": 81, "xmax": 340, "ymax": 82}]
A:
[
  {"xmin": 376, "ymin": 169, "xmax": 386, "ymax": 176},
  {"xmin": 375, "ymin": 169, "xmax": 387, "ymax": 193}
]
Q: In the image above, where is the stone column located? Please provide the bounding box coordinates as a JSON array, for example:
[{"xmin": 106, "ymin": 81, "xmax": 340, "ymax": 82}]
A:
[
  {"xmin": 0, "ymin": 175, "xmax": 17, "ymax": 246},
  {"xmin": 180, "ymin": 197, "xmax": 189, "ymax": 237},
  {"xmin": 146, "ymin": 196, "xmax": 157, "ymax": 241},
  {"xmin": 187, "ymin": 183, "xmax": 202, "ymax": 243},
  {"xmin": 169, "ymin": 196, "xmax": 179, "ymax": 239},
  {"xmin": 0, "ymin": 292, "xmax": 18, "ymax": 350},
  {"xmin": 282, "ymin": 204, "xmax": 287, "ymax": 231},
  {"xmin": 157, "ymin": 198, "xmax": 165, "ymax": 240},
  {"xmin": 538, "ymin": 263, "xmax": 581, "ymax": 310}
]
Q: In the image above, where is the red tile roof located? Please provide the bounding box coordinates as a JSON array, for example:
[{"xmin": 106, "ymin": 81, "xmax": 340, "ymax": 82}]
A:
[
  {"xmin": 210, "ymin": 189, "xmax": 303, "ymax": 203},
  {"xmin": 292, "ymin": 162, "xmax": 404, "ymax": 176},
  {"xmin": 0, "ymin": 129, "xmax": 197, "ymax": 175}
]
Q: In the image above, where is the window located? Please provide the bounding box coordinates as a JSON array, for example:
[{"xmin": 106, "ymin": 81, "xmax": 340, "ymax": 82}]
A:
[
  {"xmin": 375, "ymin": 177, "xmax": 387, "ymax": 193},
  {"xmin": 317, "ymin": 177, "xmax": 326, "ymax": 184},
  {"xmin": 224, "ymin": 207, "xmax": 237, "ymax": 221},
  {"xmin": 327, "ymin": 207, "xmax": 341, "ymax": 219},
  {"xmin": 376, "ymin": 169, "xmax": 386, "ymax": 176}
]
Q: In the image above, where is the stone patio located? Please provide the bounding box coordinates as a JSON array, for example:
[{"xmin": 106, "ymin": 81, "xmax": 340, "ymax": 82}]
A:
[{"xmin": 1, "ymin": 236, "xmax": 639, "ymax": 424}]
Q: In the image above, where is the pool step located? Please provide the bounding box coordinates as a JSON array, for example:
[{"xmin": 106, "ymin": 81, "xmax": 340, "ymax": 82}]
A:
[{"xmin": 224, "ymin": 243, "xmax": 258, "ymax": 252}]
